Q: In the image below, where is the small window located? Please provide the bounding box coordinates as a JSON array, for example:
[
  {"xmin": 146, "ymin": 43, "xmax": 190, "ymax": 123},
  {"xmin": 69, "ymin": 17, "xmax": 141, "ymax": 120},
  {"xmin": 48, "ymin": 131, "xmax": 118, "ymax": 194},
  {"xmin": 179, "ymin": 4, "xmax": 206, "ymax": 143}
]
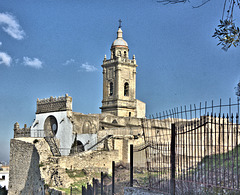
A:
[
  {"xmin": 112, "ymin": 119, "xmax": 118, "ymax": 124},
  {"xmin": 118, "ymin": 51, "xmax": 121, "ymax": 56},
  {"xmin": 129, "ymin": 112, "xmax": 131, "ymax": 117},
  {"xmin": 110, "ymin": 82, "xmax": 113, "ymax": 96},
  {"xmin": 124, "ymin": 82, "xmax": 129, "ymax": 96},
  {"xmin": 2, "ymin": 175, "xmax": 5, "ymax": 180},
  {"xmin": 124, "ymin": 51, "xmax": 127, "ymax": 57}
]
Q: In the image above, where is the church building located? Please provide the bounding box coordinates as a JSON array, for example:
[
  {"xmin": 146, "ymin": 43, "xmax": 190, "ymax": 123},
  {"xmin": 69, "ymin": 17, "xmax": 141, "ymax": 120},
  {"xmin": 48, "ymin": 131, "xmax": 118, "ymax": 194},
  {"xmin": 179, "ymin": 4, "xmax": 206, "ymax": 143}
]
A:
[
  {"xmin": 13, "ymin": 24, "xmax": 146, "ymax": 157},
  {"xmin": 100, "ymin": 25, "xmax": 145, "ymax": 118}
]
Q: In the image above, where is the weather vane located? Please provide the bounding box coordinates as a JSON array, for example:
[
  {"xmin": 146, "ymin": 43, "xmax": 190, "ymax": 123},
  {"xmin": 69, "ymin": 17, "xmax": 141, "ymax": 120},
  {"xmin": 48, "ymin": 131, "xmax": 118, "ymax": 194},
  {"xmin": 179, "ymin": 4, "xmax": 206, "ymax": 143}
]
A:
[{"xmin": 118, "ymin": 19, "xmax": 122, "ymax": 28}]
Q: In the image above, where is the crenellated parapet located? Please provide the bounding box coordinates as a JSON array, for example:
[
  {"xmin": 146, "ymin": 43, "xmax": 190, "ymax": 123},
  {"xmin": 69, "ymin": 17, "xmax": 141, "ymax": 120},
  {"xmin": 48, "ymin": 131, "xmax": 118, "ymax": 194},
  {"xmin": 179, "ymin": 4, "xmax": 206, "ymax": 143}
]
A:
[
  {"xmin": 36, "ymin": 94, "xmax": 72, "ymax": 114},
  {"xmin": 14, "ymin": 122, "xmax": 31, "ymax": 138}
]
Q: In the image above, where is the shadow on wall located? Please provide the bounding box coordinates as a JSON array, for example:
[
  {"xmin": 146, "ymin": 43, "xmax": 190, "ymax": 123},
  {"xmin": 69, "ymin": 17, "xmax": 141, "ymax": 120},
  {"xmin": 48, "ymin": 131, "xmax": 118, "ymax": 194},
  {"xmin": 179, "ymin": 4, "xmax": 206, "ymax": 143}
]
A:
[
  {"xmin": 20, "ymin": 146, "xmax": 44, "ymax": 194},
  {"xmin": 0, "ymin": 186, "xmax": 8, "ymax": 195}
]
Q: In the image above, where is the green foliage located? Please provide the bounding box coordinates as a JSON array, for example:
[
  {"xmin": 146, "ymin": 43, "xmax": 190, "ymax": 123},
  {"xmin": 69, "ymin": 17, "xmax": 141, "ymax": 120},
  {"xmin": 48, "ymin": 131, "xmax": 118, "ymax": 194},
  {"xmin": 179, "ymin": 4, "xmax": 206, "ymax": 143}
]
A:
[
  {"xmin": 134, "ymin": 172, "xmax": 149, "ymax": 186},
  {"xmin": 158, "ymin": 0, "xmax": 240, "ymax": 50},
  {"xmin": 213, "ymin": 20, "xmax": 240, "ymax": 51},
  {"xmin": 192, "ymin": 144, "xmax": 240, "ymax": 173},
  {"xmin": 57, "ymin": 181, "xmax": 87, "ymax": 194},
  {"xmin": 65, "ymin": 169, "xmax": 87, "ymax": 178},
  {"xmin": 57, "ymin": 185, "xmax": 81, "ymax": 194},
  {"xmin": 235, "ymin": 81, "xmax": 240, "ymax": 98},
  {"xmin": 39, "ymin": 162, "xmax": 44, "ymax": 167}
]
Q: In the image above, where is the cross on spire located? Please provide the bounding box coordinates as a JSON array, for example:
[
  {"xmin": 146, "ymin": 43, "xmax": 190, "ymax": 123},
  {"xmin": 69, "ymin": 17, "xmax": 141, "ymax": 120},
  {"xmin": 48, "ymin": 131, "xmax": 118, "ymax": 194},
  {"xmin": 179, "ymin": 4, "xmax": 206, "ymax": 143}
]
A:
[{"xmin": 118, "ymin": 19, "xmax": 122, "ymax": 28}]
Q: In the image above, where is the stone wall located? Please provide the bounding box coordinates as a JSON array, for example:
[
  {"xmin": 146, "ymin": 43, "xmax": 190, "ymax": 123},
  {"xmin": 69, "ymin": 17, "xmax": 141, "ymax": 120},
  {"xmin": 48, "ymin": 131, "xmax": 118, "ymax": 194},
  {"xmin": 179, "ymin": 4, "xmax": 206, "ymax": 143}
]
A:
[
  {"xmin": 8, "ymin": 139, "xmax": 44, "ymax": 195},
  {"xmin": 36, "ymin": 94, "xmax": 72, "ymax": 114},
  {"xmin": 136, "ymin": 99, "xmax": 146, "ymax": 118},
  {"xmin": 13, "ymin": 123, "xmax": 30, "ymax": 138},
  {"xmin": 58, "ymin": 150, "xmax": 120, "ymax": 173},
  {"xmin": 72, "ymin": 113, "xmax": 99, "ymax": 134},
  {"xmin": 8, "ymin": 137, "xmax": 122, "ymax": 193}
]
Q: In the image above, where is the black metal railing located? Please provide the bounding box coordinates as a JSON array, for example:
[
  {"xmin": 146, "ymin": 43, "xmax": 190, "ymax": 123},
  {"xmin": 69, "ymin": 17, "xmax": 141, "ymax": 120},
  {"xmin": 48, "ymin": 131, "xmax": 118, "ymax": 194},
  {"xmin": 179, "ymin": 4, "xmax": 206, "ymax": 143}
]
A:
[{"xmin": 140, "ymin": 99, "xmax": 240, "ymax": 194}]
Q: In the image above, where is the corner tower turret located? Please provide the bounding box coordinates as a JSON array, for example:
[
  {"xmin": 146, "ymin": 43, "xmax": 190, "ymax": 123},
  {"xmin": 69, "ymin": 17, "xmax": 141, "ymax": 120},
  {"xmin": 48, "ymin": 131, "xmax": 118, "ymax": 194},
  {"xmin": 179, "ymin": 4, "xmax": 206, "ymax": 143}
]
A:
[{"xmin": 100, "ymin": 22, "xmax": 146, "ymax": 118}]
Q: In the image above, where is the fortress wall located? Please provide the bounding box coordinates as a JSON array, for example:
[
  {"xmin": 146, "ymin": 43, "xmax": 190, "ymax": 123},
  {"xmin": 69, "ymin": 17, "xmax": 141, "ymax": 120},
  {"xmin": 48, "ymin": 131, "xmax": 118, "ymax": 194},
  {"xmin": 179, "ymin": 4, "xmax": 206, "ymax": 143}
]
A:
[
  {"xmin": 8, "ymin": 139, "xmax": 44, "ymax": 195},
  {"xmin": 58, "ymin": 150, "xmax": 120, "ymax": 173}
]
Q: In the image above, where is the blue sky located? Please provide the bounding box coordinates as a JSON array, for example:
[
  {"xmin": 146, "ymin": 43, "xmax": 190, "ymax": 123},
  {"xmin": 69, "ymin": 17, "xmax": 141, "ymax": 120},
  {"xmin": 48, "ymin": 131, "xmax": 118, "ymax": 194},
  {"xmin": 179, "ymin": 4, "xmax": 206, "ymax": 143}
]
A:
[{"xmin": 0, "ymin": 0, "xmax": 239, "ymax": 162}]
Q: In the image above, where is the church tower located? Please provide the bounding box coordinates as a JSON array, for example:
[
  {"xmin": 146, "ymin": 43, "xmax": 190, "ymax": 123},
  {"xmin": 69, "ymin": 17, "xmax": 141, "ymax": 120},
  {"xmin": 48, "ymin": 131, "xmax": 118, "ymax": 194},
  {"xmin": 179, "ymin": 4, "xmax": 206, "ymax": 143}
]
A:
[{"xmin": 100, "ymin": 22, "xmax": 146, "ymax": 118}]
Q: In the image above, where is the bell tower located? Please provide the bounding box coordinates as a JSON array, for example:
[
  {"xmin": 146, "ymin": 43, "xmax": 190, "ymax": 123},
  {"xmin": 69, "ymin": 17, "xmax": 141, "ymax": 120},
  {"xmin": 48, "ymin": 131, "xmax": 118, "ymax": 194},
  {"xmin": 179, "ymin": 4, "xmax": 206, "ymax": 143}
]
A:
[{"xmin": 100, "ymin": 22, "xmax": 146, "ymax": 118}]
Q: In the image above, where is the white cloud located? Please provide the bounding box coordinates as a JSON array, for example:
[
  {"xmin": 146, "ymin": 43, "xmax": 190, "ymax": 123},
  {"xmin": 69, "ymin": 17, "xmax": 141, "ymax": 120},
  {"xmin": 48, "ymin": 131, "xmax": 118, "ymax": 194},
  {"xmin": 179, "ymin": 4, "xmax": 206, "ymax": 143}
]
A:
[
  {"xmin": 63, "ymin": 59, "xmax": 75, "ymax": 65},
  {"xmin": 80, "ymin": 62, "xmax": 97, "ymax": 72},
  {"xmin": 0, "ymin": 52, "xmax": 12, "ymax": 67},
  {"xmin": 0, "ymin": 12, "xmax": 25, "ymax": 40},
  {"xmin": 23, "ymin": 57, "xmax": 43, "ymax": 69}
]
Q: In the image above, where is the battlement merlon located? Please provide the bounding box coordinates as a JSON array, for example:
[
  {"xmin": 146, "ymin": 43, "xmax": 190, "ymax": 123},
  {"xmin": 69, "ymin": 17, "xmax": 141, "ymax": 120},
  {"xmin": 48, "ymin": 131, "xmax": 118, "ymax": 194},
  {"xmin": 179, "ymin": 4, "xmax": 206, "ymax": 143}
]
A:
[
  {"xmin": 13, "ymin": 122, "xmax": 31, "ymax": 138},
  {"xmin": 36, "ymin": 93, "xmax": 72, "ymax": 114}
]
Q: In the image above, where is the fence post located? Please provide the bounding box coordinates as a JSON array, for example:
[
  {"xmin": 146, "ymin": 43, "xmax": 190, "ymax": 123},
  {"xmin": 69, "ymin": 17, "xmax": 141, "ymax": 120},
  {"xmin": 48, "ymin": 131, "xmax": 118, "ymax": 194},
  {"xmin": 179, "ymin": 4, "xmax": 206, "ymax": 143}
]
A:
[
  {"xmin": 170, "ymin": 123, "xmax": 176, "ymax": 195},
  {"xmin": 130, "ymin": 144, "xmax": 133, "ymax": 187},
  {"xmin": 101, "ymin": 172, "xmax": 104, "ymax": 195},
  {"xmin": 112, "ymin": 161, "xmax": 115, "ymax": 195},
  {"xmin": 82, "ymin": 185, "xmax": 86, "ymax": 195},
  {"xmin": 93, "ymin": 178, "xmax": 95, "ymax": 195}
]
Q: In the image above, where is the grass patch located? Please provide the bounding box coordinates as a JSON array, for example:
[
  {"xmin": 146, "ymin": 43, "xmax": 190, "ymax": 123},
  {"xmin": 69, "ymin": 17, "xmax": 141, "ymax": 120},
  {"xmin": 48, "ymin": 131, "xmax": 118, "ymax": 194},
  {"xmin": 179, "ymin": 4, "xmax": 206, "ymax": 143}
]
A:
[
  {"xmin": 39, "ymin": 162, "xmax": 44, "ymax": 167},
  {"xmin": 57, "ymin": 181, "xmax": 86, "ymax": 194},
  {"xmin": 199, "ymin": 144, "xmax": 240, "ymax": 171},
  {"xmin": 66, "ymin": 169, "xmax": 87, "ymax": 178}
]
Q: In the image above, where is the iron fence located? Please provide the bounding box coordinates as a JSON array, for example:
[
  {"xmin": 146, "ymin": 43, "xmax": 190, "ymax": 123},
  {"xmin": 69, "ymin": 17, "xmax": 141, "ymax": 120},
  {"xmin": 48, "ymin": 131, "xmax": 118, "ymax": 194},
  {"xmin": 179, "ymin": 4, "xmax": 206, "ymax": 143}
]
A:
[{"xmin": 141, "ymin": 99, "xmax": 240, "ymax": 194}]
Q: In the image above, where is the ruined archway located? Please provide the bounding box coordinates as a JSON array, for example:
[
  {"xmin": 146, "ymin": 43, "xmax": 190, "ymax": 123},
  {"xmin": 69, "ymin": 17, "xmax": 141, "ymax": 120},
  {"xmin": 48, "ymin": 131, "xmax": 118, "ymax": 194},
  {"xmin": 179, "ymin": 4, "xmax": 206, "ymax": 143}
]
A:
[{"xmin": 70, "ymin": 140, "xmax": 85, "ymax": 154}]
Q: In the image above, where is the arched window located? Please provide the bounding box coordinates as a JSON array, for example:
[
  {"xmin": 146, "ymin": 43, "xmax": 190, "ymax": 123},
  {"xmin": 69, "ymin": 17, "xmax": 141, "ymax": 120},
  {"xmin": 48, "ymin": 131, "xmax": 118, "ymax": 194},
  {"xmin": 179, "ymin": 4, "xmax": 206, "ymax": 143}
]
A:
[
  {"xmin": 112, "ymin": 119, "xmax": 118, "ymax": 124},
  {"xmin": 124, "ymin": 82, "xmax": 129, "ymax": 96},
  {"xmin": 70, "ymin": 140, "xmax": 85, "ymax": 154},
  {"xmin": 110, "ymin": 82, "xmax": 113, "ymax": 96},
  {"xmin": 82, "ymin": 121, "xmax": 91, "ymax": 134},
  {"xmin": 118, "ymin": 51, "xmax": 121, "ymax": 56},
  {"xmin": 124, "ymin": 51, "xmax": 127, "ymax": 57}
]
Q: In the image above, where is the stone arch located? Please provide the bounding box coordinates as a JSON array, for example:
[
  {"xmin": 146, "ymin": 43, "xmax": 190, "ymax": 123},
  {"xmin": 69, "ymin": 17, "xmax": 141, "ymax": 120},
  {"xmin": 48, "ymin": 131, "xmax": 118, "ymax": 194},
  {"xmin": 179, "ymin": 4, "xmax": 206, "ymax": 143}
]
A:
[
  {"xmin": 124, "ymin": 51, "xmax": 127, "ymax": 57},
  {"xmin": 91, "ymin": 124, "xmax": 97, "ymax": 134},
  {"xmin": 70, "ymin": 140, "xmax": 85, "ymax": 154},
  {"xmin": 112, "ymin": 119, "xmax": 118, "ymax": 124},
  {"xmin": 82, "ymin": 121, "xmax": 91, "ymax": 134},
  {"xmin": 44, "ymin": 115, "xmax": 58, "ymax": 137},
  {"xmin": 109, "ymin": 82, "xmax": 113, "ymax": 96},
  {"xmin": 118, "ymin": 50, "xmax": 121, "ymax": 56},
  {"xmin": 124, "ymin": 82, "xmax": 129, "ymax": 96}
]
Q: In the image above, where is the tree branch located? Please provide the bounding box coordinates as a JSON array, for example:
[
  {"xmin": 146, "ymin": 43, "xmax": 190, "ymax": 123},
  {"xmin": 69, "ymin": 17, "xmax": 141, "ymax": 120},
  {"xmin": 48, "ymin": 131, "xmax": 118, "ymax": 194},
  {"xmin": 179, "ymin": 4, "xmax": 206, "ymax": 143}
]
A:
[
  {"xmin": 157, "ymin": 0, "xmax": 188, "ymax": 4},
  {"xmin": 192, "ymin": 0, "xmax": 211, "ymax": 8}
]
